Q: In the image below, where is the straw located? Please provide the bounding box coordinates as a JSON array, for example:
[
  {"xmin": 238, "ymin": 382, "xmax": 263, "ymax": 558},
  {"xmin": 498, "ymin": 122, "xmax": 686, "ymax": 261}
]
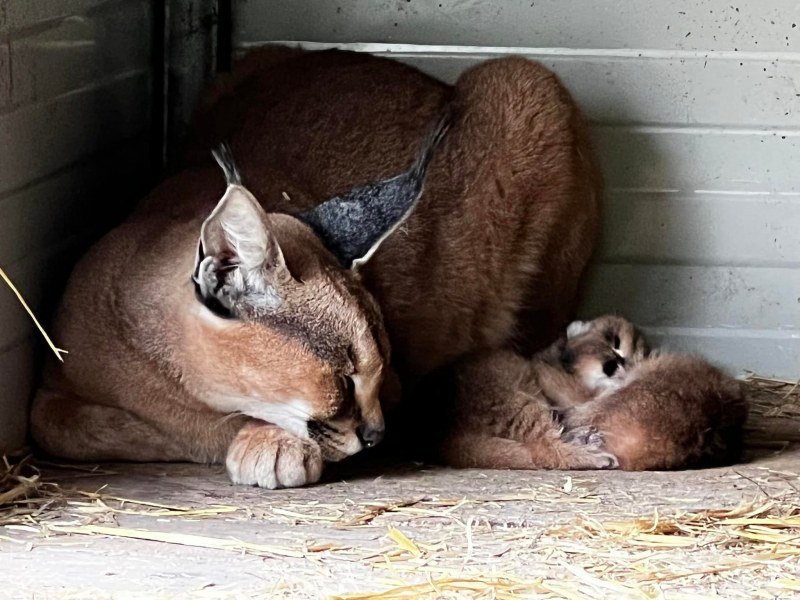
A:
[{"xmin": 0, "ymin": 265, "xmax": 67, "ymax": 361}]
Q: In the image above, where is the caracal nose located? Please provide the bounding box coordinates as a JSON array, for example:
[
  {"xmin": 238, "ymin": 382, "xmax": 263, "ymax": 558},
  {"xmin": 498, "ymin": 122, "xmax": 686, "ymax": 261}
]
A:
[{"xmin": 357, "ymin": 423, "xmax": 385, "ymax": 448}]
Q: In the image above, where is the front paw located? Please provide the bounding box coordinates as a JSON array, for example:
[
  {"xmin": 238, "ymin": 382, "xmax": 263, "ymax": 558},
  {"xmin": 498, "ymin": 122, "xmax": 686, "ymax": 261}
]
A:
[
  {"xmin": 562, "ymin": 426, "xmax": 619, "ymax": 469},
  {"xmin": 226, "ymin": 421, "xmax": 323, "ymax": 489}
]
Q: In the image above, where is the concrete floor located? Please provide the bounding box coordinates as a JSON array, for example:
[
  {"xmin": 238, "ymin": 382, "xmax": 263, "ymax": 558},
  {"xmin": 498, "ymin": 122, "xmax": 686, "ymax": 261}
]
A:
[{"xmin": 1, "ymin": 380, "xmax": 798, "ymax": 599}]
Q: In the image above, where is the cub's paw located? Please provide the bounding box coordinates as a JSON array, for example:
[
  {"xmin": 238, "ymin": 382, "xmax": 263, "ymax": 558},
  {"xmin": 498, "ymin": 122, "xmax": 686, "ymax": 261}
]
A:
[
  {"xmin": 562, "ymin": 426, "xmax": 619, "ymax": 470},
  {"xmin": 562, "ymin": 425, "xmax": 604, "ymax": 448},
  {"xmin": 226, "ymin": 421, "xmax": 323, "ymax": 489}
]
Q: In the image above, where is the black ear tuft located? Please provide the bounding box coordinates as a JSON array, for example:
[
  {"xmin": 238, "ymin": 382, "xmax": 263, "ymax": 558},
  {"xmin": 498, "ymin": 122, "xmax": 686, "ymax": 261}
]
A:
[
  {"xmin": 211, "ymin": 143, "xmax": 242, "ymax": 186},
  {"xmin": 406, "ymin": 112, "xmax": 451, "ymax": 182},
  {"xmin": 298, "ymin": 112, "xmax": 452, "ymax": 269}
]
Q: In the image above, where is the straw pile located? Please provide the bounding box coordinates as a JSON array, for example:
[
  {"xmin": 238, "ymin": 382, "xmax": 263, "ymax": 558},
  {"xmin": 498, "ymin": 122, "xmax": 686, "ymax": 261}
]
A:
[
  {"xmin": 745, "ymin": 374, "xmax": 800, "ymax": 420},
  {"xmin": 0, "ymin": 455, "xmax": 63, "ymax": 528}
]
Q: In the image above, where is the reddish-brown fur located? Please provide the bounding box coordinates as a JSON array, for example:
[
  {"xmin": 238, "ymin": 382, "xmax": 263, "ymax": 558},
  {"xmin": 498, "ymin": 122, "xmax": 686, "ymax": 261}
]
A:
[
  {"xmin": 549, "ymin": 316, "xmax": 747, "ymax": 470},
  {"xmin": 31, "ymin": 48, "xmax": 602, "ymax": 487},
  {"xmin": 426, "ymin": 316, "xmax": 747, "ymax": 472},
  {"xmin": 561, "ymin": 354, "xmax": 748, "ymax": 470},
  {"xmin": 427, "ymin": 349, "xmax": 618, "ymax": 470},
  {"xmin": 183, "ymin": 49, "xmax": 602, "ymax": 378}
]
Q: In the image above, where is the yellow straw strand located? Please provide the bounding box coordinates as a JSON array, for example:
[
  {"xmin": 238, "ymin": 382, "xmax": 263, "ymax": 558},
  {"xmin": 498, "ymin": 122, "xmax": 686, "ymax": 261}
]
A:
[{"xmin": 0, "ymin": 266, "xmax": 67, "ymax": 361}]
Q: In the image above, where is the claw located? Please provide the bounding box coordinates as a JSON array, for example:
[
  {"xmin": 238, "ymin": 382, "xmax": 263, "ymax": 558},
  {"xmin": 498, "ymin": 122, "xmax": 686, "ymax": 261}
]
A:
[
  {"xmin": 562, "ymin": 425, "xmax": 602, "ymax": 447},
  {"xmin": 562, "ymin": 425, "xmax": 619, "ymax": 470}
]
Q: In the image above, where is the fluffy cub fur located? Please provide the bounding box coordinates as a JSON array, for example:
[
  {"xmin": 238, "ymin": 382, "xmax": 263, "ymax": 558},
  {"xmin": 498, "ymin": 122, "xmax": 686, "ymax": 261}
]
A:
[
  {"xmin": 555, "ymin": 316, "xmax": 748, "ymax": 469},
  {"xmin": 427, "ymin": 315, "xmax": 747, "ymax": 471},
  {"xmin": 415, "ymin": 349, "xmax": 619, "ymax": 471}
]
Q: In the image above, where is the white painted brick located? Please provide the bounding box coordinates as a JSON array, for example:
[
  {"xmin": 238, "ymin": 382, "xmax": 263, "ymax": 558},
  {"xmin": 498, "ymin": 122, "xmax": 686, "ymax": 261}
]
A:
[
  {"xmin": 9, "ymin": 0, "xmax": 150, "ymax": 105},
  {"xmin": 234, "ymin": 0, "xmax": 800, "ymax": 53},
  {"xmin": 0, "ymin": 72, "xmax": 150, "ymax": 195},
  {"xmin": 581, "ymin": 264, "xmax": 800, "ymax": 331},
  {"xmin": 0, "ymin": 0, "xmax": 154, "ymax": 448},
  {"xmin": 0, "ymin": 141, "xmax": 150, "ymax": 267},
  {"xmin": 600, "ymin": 193, "xmax": 800, "ymax": 267},
  {"xmin": 591, "ymin": 126, "xmax": 800, "ymax": 194},
  {"xmin": 382, "ymin": 53, "xmax": 800, "ymax": 129},
  {"xmin": 4, "ymin": 1, "xmax": 110, "ymax": 33}
]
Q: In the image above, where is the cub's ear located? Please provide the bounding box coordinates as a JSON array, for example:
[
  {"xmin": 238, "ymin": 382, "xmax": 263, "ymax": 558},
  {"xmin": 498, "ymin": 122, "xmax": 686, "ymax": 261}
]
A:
[
  {"xmin": 298, "ymin": 112, "xmax": 451, "ymax": 270},
  {"xmin": 192, "ymin": 145, "xmax": 291, "ymax": 316},
  {"xmin": 566, "ymin": 320, "xmax": 591, "ymax": 339}
]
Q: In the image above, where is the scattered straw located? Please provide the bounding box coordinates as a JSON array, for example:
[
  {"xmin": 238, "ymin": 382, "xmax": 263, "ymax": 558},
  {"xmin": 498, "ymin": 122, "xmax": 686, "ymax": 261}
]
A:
[
  {"xmin": 0, "ymin": 457, "xmax": 243, "ymax": 529},
  {"xmin": 554, "ymin": 501, "xmax": 800, "ymax": 551},
  {"xmin": 0, "ymin": 265, "xmax": 67, "ymax": 361},
  {"xmin": 0, "ymin": 455, "xmax": 61, "ymax": 525},
  {"xmin": 333, "ymin": 575, "xmax": 560, "ymax": 600},
  {"xmin": 340, "ymin": 498, "xmax": 427, "ymax": 526},
  {"xmin": 47, "ymin": 524, "xmax": 305, "ymax": 559},
  {"xmin": 2, "ymin": 381, "xmax": 798, "ymax": 600},
  {"xmin": 386, "ymin": 527, "xmax": 422, "ymax": 558}
]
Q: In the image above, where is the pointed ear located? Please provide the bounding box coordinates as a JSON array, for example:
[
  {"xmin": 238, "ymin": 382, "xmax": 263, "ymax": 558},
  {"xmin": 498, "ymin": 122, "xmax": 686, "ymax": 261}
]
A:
[
  {"xmin": 193, "ymin": 148, "xmax": 290, "ymax": 315},
  {"xmin": 298, "ymin": 113, "xmax": 451, "ymax": 270}
]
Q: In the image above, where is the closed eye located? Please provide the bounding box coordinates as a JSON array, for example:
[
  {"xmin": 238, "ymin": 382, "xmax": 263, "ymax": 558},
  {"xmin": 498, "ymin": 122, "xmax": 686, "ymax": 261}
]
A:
[
  {"xmin": 613, "ymin": 335, "xmax": 621, "ymax": 349},
  {"xmin": 337, "ymin": 375, "xmax": 356, "ymax": 409},
  {"xmin": 343, "ymin": 375, "xmax": 356, "ymax": 402},
  {"xmin": 602, "ymin": 359, "xmax": 619, "ymax": 377},
  {"xmin": 330, "ymin": 375, "xmax": 357, "ymax": 421}
]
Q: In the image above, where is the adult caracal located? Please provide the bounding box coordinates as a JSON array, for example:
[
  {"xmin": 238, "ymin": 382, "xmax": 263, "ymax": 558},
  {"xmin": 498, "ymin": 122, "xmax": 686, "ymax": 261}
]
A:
[{"xmin": 31, "ymin": 49, "xmax": 602, "ymax": 487}]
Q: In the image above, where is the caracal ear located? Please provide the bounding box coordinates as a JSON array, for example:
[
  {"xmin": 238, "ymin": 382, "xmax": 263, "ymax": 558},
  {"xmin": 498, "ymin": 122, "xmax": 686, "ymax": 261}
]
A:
[
  {"xmin": 192, "ymin": 144, "xmax": 291, "ymax": 316},
  {"xmin": 298, "ymin": 112, "xmax": 451, "ymax": 270}
]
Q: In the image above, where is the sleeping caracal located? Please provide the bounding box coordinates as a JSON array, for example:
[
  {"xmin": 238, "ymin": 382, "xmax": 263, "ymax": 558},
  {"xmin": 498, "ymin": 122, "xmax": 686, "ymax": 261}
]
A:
[{"xmin": 31, "ymin": 49, "xmax": 603, "ymax": 487}]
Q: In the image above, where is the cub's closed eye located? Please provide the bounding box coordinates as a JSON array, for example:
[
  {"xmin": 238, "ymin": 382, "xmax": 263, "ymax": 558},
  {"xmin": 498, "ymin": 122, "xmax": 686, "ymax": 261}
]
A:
[
  {"xmin": 602, "ymin": 359, "xmax": 619, "ymax": 377},
  {"xmin": 343, "ymin": 375, "xmax": 356, "ymax": 401},
  {"xmin": 613, "ymin": 335, "xmax": 621, "ymax": 349}
]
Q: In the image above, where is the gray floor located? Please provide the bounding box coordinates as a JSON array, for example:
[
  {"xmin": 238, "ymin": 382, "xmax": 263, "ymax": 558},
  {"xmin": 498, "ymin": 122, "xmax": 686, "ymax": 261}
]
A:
[{"xmin": 1, "ymin": 380, "xmax": 798, "ymax": 599}]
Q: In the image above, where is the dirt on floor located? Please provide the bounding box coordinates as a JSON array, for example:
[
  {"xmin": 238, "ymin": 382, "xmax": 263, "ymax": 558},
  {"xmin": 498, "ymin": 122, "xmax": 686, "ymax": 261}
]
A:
[{"xmin": 1, "ymin": 377, "xmax": 799, "ymax": 600}]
